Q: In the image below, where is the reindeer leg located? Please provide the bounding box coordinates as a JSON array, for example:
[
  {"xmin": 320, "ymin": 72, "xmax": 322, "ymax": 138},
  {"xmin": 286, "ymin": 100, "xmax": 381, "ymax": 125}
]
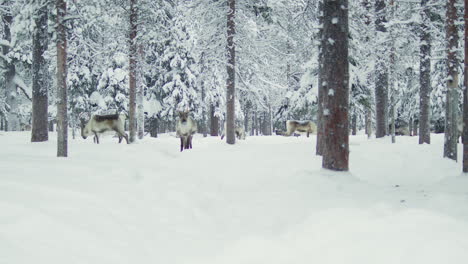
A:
[
  {"xmin": 307, "ymin": 131, "xmax": 310, "ymax": 138},
  {"xmin": 94, "ymin": 132, "xmax": 100, "ymax": 144},
  {"xmin": 188, "ymin": 135, "xmax": 193, "ymax": 149},
  {"xmin": 114, "ymin": 128, "xmax": 123, "ymax": 143},
  {"xmin": 180, "ymin": 137, "xmax": 184, "ymax": 152}
]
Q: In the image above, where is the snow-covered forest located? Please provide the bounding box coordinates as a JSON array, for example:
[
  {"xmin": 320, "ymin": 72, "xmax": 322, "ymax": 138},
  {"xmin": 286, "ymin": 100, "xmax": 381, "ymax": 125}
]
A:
[
  {"xmin": 2, "ymin": 0, "xmax": 468, "ymax": 263},
  {"xmin": 0, "ymin": 0, "xmax": 460, "ymax": 143}
]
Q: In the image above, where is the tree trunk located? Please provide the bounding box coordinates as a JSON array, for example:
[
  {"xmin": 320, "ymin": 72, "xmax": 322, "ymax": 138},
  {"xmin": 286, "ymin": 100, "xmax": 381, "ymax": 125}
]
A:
[
  {"xmin": 365, "ymin": 108, "xmax": 372, "ymax": 138},
  {"xmin": 31, "ymin": 1, "xmax": 49, "ymax": 142},
  {"xmin": 316, "ymin": 0, "xmax": 324, "ymax": 155},
  {"xmin": 149, "ymin": 117, "xmax": 158, "ymax": 138},
  {"xmin": 419, "ymin": 0, "xmax": 431, "ymax": 144},
  {"xmin": 321, "ymin": 0, "xmax": 349, "ymax": 171},
  {"xmin": 413, "ymin": 119, "xmax": 419, "ymax": 136},
  {"xmin": 2, "ymin": 10, "xmax": 19, "ymax": 131},
  {"xmin": 225, "ymin": 0, "xmax": 236, "ymax": 144},
  {"xmin": 210, "ymin": 105, "xmax": 219, "ymax": 136},
  {"xmin": 201, "ymin": 83, "xmax": 207, "ymax": 137},
  {"xmin": 128, "ymin": 0, "xmax": 138, "ymax": 143},
  {"xmin": 56, "ymin": 0, "xmax": 68, "ymax": 157},
  {"xmin": 351, "ymin": 111, "xmax": 357, "ymax": 136},
  {"xmin": 375, "ymin": 0, "xmax": 389, "ymax": 138},
  {"xmin": 409, "ymin": 117, "xmax": 413, "ymax": 136},
  {"xmin": 463, "ymin": 0, "xmax": 468, "ymax": 172},
  {"xmin": 444, "ymin": 0, "xmax": 459, "ymax": 161}
]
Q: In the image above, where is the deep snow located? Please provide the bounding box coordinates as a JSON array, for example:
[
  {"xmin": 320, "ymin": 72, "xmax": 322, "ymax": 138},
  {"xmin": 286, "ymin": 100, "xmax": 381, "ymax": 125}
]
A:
[{"xmin": 1, "ymin": 132, "xmax": 468, "ymax": 264}]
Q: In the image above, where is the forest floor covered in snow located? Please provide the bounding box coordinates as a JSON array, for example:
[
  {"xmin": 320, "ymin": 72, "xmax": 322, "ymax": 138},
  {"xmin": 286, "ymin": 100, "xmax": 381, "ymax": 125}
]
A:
[{"xmin": 1, "ymin": 131, "xmax": 468, "ymax": 264}]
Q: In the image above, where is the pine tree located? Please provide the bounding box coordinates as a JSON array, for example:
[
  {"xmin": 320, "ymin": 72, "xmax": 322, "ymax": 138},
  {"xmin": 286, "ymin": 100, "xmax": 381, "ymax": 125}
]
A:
[
  {"xmin": 31, "ymin": 0, "xmax": 49, "ymax": 142},
  {"xmin": 128, "ymin": 0, "xmax": 137, "ymax": 143},
  {"xmin": 56, "ymin": 0, "xmax": 68, "ymax": 157},
  {"xmin": 321, "ymin": 0, "xmax": 349, "ymax": 171},
  {"xmin": 226, "ymin": 0, "xmax": 236, "ymax": 144},
  {"xmin": 463, "ymin": 0, "xmax": 468, "ymax": 172},
  {"xmin": 444, "ymin": 0, "xmax": 459, "ymax": 161},
  {"xmin": 375, "ymin": 0, "xmax": 389, "ymax": 138},
  {"xmin": 419, "ymin": 0, "xmax": 431, "ymax": 144}
]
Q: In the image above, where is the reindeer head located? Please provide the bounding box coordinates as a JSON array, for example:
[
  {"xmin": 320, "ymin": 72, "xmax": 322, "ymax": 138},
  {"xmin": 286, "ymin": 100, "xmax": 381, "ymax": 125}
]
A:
[
  {"xmin": 80, "ymin": 118, "xmax": 89, "ymax": 139},
  {"xmin": 178, "ymin": 111, "xmax": 189, "ymax": 123}
]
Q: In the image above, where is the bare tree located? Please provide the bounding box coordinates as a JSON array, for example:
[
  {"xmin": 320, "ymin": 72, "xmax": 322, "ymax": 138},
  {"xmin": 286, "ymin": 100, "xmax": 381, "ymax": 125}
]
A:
[
  {"xmin": 444, "ymin": 0, "xmax": 459, "ymax": 161},
  {"xmin": 375, "ymin": 0, "xmax": 389, "ymax": 138},
  {"xmin": 56, "ymin": 0, "xmax": 68, "ymax": 157},
  {"xmin": 31, "ymin": 0, "xmax": 49, "ymax": 142},
  {"xmin": 419, "ymin": 0, "xmax": 431, "ymax": 144},
  {"xmin": 225, "ymin": 0, "xmax": 236, "ymax": 144},
  {"xmin": 129, "ymin": 0, "xmax": 137, "ymax": 143},
  {"xmin": 321, "ymin": 0, "xmax": 349, "ymax": 171},
  {"xmin": 463, "ymin": 0, "xmax": 468, "ymax": 171}
]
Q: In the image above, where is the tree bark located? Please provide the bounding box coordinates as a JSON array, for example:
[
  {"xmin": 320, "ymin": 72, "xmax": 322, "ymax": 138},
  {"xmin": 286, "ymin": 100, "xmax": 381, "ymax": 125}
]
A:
[
  {"xmin": 375, "ymin": 0, "xmax": 389, "ymax": 138},
  {"xmin": 463, "ymin": 0, "xmax": 468, "ymax": 171},
  {"xmin": 31, "ymin": 1, "xmax": 49, "ymax": 142},
  {"xmin": 225, "ymin": 0, "xmax": 236, "ymax": 144},
  {"xmin": 321, "ymin": 0, "xmax": 349, "ymax": 171},
  {"xmin": 316, "ymin": 0, "xmax": 324, "ymax": 155},
  {"xmin": 419, "ymin": 0, "xmax": 431, "ymax": 144},
  {"xmin": 56, "ymin": 0, "xmax": 68, "ymax": 157},
  {"xmin": 351, "ymin": 111, "xmax": 357, "ymax": 135},
  {"xmin": 444, "ymin": 0, "xmax": 459, "ymax": 161},
  {"xmin": 2, "ymin": 9, "xmax": 18, "ymax": 131},
  {"xmin": 365, "ymin": 108, "xmax": 372, "ymax": 138},
  {"xmin": 137, "ymin": 46, "xmax": 144, "ymax": 140},
  {"xmin": 210, "ymin": 105, "xmax": 219, "ymax": 136},
  {"xmin": 129, "ymin": 0, "xmax": 137, "ymax": 143}
]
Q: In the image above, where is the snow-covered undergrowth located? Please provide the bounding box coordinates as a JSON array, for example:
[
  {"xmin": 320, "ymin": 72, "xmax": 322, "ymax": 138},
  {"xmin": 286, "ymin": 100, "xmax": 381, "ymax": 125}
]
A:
[{"xmin": 1, "ymin": 132, "xmax": 468, "ymax": 264}]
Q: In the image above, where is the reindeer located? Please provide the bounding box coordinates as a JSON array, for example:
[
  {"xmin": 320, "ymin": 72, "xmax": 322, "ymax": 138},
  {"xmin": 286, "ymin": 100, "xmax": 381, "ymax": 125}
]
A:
[
  {"xmin": 283, "ymin": 120, "xmax": 317, "ymax": 137},
  {"xmin": 81, "ymin": 113, "xmax": 129, "ymax": 144},
  {"xmin": 176, "ymin": 111, "xmax": 197, "ymax": 152},
  {"xmin": 221, "ymin": 123, "xmax": 246, "ymax": 140}
]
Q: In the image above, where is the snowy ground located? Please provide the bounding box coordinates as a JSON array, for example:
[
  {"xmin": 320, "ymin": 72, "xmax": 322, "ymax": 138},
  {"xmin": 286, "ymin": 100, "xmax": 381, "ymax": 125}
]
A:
[{"xmin": 1, "ymin": 131, "xmax": 468, "ymax": 264}]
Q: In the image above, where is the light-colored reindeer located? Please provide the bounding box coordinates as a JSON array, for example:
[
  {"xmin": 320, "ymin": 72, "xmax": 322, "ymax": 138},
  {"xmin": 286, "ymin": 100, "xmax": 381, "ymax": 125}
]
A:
[
  {"xmin": 221, "ymin": 123, "xmax": 246, "ymax": 140},
  {"xmin": 283, "ymin": 120, "xmax": 317, "ymax": 137},
  {"xmin": 176, "ymin": 111, "xmax": 197, "ymax": 152},
  {"xmin": 81, "ymin": 113, "xmax": 129, "ymax": 144}
]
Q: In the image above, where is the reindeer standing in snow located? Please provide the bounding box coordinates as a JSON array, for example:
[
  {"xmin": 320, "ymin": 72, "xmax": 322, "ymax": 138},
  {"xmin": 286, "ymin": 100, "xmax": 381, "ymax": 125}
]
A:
[
  {"xmin": 81, "ymin": 113, "xmax": 129, "ymax": 144},
  {"xmin": 176, "ymin": 111, "xmax": 197, "ymax": 152}
]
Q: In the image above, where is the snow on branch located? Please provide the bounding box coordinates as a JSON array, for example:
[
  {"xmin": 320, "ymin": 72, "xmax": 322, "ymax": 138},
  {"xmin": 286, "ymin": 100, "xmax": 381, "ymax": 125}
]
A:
[{"xmin": 13, "ymin": 75, "xmax": 32, "ymax": 102}]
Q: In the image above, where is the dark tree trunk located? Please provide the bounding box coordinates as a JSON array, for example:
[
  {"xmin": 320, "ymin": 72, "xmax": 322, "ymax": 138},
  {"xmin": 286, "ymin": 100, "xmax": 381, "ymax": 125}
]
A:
[
  {"xmin": 365, "ymin": 108, "xmax": 372, "ymax": 138},
  {"xmin": 201, "ymin": 83, "xmax": 207, "ymax": 137},
  {"xmin": 2, "ymin": 9, "xmax": 18, "ymax": 131},
  {"xmin": 225, "ymin": 0, "xmax": 236, "ymax": 144},
  {"xmin": 56, "ymin": 0, "xmax": 68, "ymax": 157},
  {"xmin": 444, "ymin": 0, "xmax": 459, "ymax": 161},
  {"xmin": 149, "ymin": 117, "xmax": 158, "ymax": 138},
  {"xmin": 351, "ymin": 111, "xmax": 357, "ymax": 136},
  {"xmin": 31, "ymin": 1, "xmax": 49, "ymax": 142},
  {"xmin": 316, "ymin": 0, "xmax": 324, "ymax": 155},
  {"xmin": 409, "ymin": 117, "xmax": 413, "ymax": 136},
  {"xmin": 321, "ymin": 0, "xmax": 349, "ymax": 171},
  {"xmin": 375, "ymin": 0, "xmax": 389, "ymax": 138},
  {"xmin": 210, "ymin": 105, "xmax": 219, "ymax": 136},
  {"xmin": 128, "ymin": 0, "xmax": 138, "ymax": 143},
  {"xmin": 419, "ymin": 0, "xmax": 431, "ymax": 144},
  {"xmin": 413, "ymin": 119, "xmax": 419, "ymax": 136},
  {"xmin": 463, "ymin": 0, "xmax": 468, "ymax": 171}
]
